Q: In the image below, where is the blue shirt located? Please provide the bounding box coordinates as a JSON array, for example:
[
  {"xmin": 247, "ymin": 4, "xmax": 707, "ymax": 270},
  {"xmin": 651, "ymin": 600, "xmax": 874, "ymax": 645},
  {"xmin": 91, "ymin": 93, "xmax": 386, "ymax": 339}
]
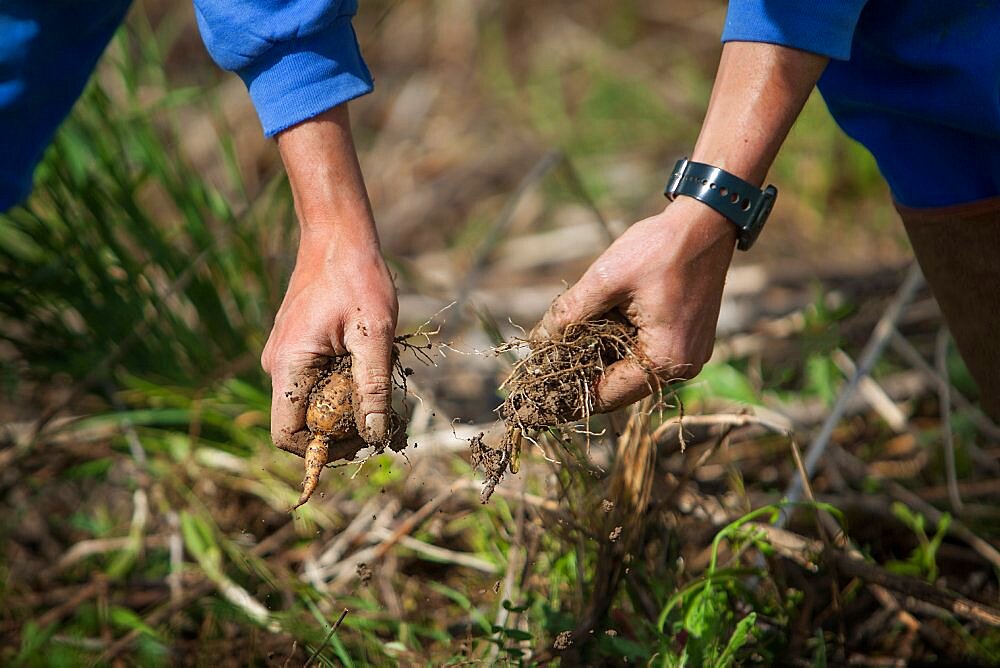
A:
[
  {"xmin": 2, "ymin": 1, "xmax": 997, "ymax": 210},
  {"xmin": 1, "ymin": 0, "xmax": 373, "ymax": 211},
  {"xmin": 724, "ymin": 0, "xmax": 1000, "ymax": 207}
]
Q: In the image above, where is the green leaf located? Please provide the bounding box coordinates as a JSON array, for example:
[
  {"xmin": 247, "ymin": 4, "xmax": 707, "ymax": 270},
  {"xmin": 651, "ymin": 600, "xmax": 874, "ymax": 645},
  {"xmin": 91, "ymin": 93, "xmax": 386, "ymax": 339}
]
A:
[
  {"xmin": 812, "ymin": 629, "xmax": 827, "ymax": 668},
  {"xmin": 502, "ymin": 598, "xmax": 532, "ymax": 613},
  {"xmin": 717, "ymin": 613, "xmax": 757, "ymax": 668},
  {"xmin": 503, "ymin": 628, "xmax": 533, "ymax": 641},
  {"xmin": 109, "ymin": 606, "xmax": 161, "ymax": 639},
  {"xmin": 14, "ymin": 621, "xmax": 57, "ymax": 666},
  {"xmin": 680, "ymin": 363, "xmax": 759, "ymax": 406}
]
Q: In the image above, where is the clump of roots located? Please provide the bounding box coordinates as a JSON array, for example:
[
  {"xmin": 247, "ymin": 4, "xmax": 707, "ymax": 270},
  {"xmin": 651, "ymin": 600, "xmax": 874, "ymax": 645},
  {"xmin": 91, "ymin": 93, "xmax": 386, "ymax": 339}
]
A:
[
  {"xmin": 474, "ymin": 319, "xmax": 651, "ymax": 501},
  {"xmin": 290, "ymin": 334, "xmax": 434, "ymax": 510}
]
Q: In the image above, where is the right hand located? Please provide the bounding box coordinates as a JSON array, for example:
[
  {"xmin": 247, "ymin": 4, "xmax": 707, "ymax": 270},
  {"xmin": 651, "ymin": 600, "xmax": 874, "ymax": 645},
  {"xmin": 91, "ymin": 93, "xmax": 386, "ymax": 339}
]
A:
[
  {"xmin": 261, "ymin": 227, "xmax": 398, "ymax": 458},
  {"xmin": 265, "ymin": 102, "xmax": 397, "ymax": 458}
]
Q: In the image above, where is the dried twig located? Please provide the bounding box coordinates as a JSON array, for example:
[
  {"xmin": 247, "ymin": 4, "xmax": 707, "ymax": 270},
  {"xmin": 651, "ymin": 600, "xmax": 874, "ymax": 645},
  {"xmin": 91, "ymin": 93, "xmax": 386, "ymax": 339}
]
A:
[
  {"xmin": 784, "ymin": 263, "xmax": 925, "ymax": 508},
  {"xmin": 829, "ymin": 444, "xmax": 1000, "ymax": 571},
  {"xmin": 752, "ymin": 524, "xmax": 1000, "ymax": 627},
  {"xmin": 935, "ymin": 328, "xmax": 963, "ymax": 513},
  {"xmin": 303, "ymin": 608, "xmax": 349, "ymax": 668}
]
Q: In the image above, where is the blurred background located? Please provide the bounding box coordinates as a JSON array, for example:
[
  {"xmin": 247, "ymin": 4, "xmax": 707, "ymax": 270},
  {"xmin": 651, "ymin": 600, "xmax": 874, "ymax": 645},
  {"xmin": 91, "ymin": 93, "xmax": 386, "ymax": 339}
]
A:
[{"xmin": 4, "ymin": 0, "xmax": 997, "ymax": 665}]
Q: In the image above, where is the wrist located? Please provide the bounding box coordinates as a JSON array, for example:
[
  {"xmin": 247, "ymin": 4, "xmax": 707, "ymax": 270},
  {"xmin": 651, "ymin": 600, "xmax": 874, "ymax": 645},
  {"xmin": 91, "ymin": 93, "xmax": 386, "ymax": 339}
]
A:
[
  {"xmin": 296, "ymin": 219, "xmax": 382, "ymax": 265},
  {"xmin": 661, "ymin": 196, "xmax": 738, "ymax": 247}
]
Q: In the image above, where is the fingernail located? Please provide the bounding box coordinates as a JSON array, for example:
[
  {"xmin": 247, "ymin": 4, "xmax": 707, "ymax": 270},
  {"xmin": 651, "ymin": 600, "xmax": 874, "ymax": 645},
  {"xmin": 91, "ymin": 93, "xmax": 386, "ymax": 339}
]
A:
[{"xmin": 365, "ymin": 412, "xmax": 388, "ymax": 438}]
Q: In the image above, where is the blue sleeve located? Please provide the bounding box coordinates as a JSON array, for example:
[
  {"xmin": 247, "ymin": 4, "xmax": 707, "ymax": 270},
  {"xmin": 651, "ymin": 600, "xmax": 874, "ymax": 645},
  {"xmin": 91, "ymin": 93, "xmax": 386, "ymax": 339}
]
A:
[
  {"xmin": 193, "ymin": 0, "xmax": 374, "ymax": 137},
  {"xmin": 722, "ymin": 0, "xmax": 870, "ymax": 60}
]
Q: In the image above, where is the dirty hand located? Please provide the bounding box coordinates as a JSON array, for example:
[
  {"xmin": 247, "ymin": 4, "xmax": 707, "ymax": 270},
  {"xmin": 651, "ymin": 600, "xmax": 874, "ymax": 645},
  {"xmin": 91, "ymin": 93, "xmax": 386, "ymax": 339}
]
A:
[
  {"xmin": 536, "ymin": 196, "xmax": 736, "ymax": 411},
  {"xmin": 534, "ymin": 40, "xmax": 830, "ymax": 412},
  {"xmin": 261, "ymin": 231, "xmax": 397, "ymax": 457},
  {"xmin": 261, "ymin": 103, "xmax": 396, "ymax": 457}
]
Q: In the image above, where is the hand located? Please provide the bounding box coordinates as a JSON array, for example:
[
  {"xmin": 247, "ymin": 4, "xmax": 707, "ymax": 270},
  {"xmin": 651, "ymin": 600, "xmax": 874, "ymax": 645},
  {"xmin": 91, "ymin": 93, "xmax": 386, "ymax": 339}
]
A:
[
  {"xmin": 532, "ymin": 41, "xmax": 828, "ymax": 413},
  {"xmin": 262, "ymin": 103, "xmax": 396, "ymax": 457},
  {"xmin": 536, "ymin": 197, "xmax": 736, "ymax": 411},
  {"xmin": 261, "ymin": 229, "xmax": 398, "ymax": 456}
]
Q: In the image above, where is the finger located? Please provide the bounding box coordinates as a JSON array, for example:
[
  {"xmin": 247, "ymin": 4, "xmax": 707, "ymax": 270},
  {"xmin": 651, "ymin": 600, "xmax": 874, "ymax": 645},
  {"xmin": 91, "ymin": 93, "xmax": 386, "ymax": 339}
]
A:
[
  {"xmin": 345, "ymin": 318, "xmax": 395, "ymax": 443},
  {"xmin": 268, "ymin": 360, "xmax": 323, "ymax": 457},
  {"xmin": 591, "ymin": 358, "xmax": 658, "ymax": 413},
  {"xmin": 593, "ymin": 334, "xmax": 707, "ymax": 413},
  {"xmin": 535, "ymin": 272, "xmax": 624, "ymax": 340}
]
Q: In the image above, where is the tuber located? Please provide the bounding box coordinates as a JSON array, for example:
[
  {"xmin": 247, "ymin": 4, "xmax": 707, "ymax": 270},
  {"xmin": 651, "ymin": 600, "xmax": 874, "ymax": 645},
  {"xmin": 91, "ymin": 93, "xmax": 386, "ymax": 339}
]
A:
[{"xmin": 291, "ymin": 366, "xmax": 357, "ymax": 510}]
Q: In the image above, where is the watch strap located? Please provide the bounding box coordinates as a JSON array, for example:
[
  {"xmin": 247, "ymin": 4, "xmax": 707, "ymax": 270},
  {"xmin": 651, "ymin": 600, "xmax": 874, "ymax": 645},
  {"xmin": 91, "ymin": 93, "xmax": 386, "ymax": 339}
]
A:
[{"xmin": 664, "ymin": 158, "xmax": 777, "ymax": 250}]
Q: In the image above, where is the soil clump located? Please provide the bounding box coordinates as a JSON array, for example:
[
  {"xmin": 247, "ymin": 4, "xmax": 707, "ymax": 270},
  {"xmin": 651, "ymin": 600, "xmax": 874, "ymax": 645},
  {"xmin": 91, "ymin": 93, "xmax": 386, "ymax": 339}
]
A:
[{"xmin": 475, "ymin": 319, "xmax": 649, "ymax": 501}]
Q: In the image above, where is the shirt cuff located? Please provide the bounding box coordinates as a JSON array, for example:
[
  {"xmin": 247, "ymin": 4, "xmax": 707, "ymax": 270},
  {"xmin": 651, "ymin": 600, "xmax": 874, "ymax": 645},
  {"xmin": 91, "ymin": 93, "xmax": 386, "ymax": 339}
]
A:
[
  {"xmin": 236, "ymin": 15, "xmax": 373, "ymax": 137},
  {"xmin": 721, "ymin": 0, "xmax": 869, "ymax": 61}
]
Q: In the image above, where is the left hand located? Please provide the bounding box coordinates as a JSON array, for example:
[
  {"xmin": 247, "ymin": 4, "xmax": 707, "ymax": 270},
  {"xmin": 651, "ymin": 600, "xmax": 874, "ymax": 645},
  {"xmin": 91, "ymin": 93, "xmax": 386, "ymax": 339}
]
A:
[{"xmin": 534, "ymin": 196, "xmax": 736, "ymax": 411}]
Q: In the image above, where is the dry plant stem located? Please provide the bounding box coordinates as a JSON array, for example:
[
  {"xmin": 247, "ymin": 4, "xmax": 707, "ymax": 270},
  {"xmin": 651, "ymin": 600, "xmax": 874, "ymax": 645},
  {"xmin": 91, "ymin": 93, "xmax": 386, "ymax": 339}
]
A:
[
  {"xmin": 752, "ymin": 524, "xmax": 1000, "ymax": 627},
  {"xmin": 454, "ymin": 150, "xmax": 562, "ymax": 316},
  {"xmin": 93, "ymin": 519, "xmax": 301, "ymax": 662},
  {"xmin": 536, "ymin": 400, "xmax": 657, "ymax": 662},
  {"xmin": 489, "ymin": 478, "xmax": 528, "ymax": 664},
  {"xmin": 829, "ymin": 443, "xmax": 1000, "ymax": 571},
  {"xmin": 935, "ymin": 327, "xmax": 963, "ymax": 513},
  {"xmin": 788, "ymin": 438, "xmax": 845, "ymax": 636},
  {"xmin": 303, "ymin": 608, "xmax": 349, "ymax": 668},
  {"xmin": 784, "ymin": 263, "xmax": 925, "ymax": 509},
  {"xmin": 890, "ymin": 328, "xmax": 1000, "ymax": 450},
  {"xmin": 831, "ymin": 349, "xmax": 909, "ymax": 433}
]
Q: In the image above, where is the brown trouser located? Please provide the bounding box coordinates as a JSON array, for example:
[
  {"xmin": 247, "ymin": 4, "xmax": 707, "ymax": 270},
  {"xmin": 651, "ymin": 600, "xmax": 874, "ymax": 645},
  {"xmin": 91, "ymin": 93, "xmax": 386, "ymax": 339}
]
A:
[{"xmin": 897, "ymin": 197, "xmax": 1000, "ymax": 421}]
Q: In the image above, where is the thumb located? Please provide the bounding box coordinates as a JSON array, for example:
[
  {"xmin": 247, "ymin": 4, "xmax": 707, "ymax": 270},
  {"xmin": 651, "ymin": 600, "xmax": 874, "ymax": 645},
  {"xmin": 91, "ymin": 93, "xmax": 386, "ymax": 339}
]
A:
[{"xmin": 345, "ymin": 320, "xmax": 395, "ymax": 443}]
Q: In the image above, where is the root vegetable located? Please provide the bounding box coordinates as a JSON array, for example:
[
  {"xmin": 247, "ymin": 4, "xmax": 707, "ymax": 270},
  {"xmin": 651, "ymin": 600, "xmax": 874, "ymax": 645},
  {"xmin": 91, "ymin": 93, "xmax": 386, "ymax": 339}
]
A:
[{"xmin": 291, "ymin": 364, "xmax": 357, "ymax": 510}]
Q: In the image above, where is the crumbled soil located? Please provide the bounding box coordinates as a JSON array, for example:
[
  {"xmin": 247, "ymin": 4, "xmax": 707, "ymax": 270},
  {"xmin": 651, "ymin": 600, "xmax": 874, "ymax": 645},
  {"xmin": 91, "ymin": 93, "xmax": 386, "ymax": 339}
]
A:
[
  {"xmin": 474, "ymin": 320, "xmax": 647, "ymax": 501},
  {"xmin": 356, "ymin": 562, "xmax": 374, "ymax": 585},
  {"xmin": 498, "ymin": 319, "xmax": 641, "ymax": 429},
  {"xmin": 469, "ymin": 432, "xmax": 510, "ymax": 503}
]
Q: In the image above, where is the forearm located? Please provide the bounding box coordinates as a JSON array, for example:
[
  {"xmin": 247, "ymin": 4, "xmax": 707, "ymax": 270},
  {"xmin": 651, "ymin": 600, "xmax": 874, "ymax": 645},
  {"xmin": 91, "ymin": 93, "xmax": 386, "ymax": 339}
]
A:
[
  {"xmin": 275, "ymin": 103, "xmax": 379, "ymax": 252},
  {"xmin": 692, "ymin": 41, "xmax": 829, "ymax": 187}
]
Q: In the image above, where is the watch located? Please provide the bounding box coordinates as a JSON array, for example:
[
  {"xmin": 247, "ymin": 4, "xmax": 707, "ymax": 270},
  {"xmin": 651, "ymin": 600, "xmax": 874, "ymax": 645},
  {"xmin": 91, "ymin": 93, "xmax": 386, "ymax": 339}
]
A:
[{"xmin": 664, "ymin": 157, "xmax": 777, "ymax": 251}]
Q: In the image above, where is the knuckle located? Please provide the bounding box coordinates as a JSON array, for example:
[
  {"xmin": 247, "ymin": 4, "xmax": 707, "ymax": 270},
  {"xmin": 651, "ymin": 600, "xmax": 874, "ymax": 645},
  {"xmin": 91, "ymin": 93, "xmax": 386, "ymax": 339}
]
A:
[
  {"xmin": 587, "ymin": 263, "xmax": 616, "ymax": 294},
  {"xmin": 648, "ymin": 343, "xmax": 704, "ymax": 381},
  {"xmin": 358, "ymin": 370, "xmax": 392, "ymax": 400},
  {"xmin": 350, "ymin": 314, "xmax": 396, "ymax": 342},
  {"xmin": 548, "ymin": 292, "xmax": 579, "ymax": 325}
]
